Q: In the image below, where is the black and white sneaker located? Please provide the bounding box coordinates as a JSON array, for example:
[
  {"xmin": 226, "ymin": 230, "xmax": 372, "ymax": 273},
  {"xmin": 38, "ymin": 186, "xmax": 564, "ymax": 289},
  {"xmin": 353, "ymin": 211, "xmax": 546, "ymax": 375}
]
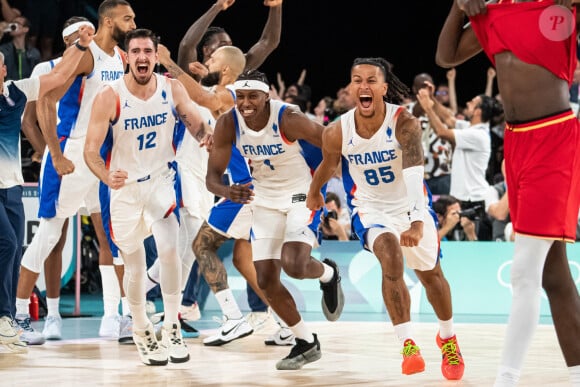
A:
[
  {"xmin": 276, "ymin": 333, "xmax": 321, "ymax": 370},
  {"xmin": 203, "ymin": 316, "xmax": 253, "ymax": 346},
  {"xmin": 264, "ymin": 325, "xmax": 295, "ymax": 346},
  {"xmin": 133, "ymin": 323, "xmax": 168, "ymax": 366},
  {"xmin": 320, "ymin": 258, "xmax": 345, "ymax": 321}
]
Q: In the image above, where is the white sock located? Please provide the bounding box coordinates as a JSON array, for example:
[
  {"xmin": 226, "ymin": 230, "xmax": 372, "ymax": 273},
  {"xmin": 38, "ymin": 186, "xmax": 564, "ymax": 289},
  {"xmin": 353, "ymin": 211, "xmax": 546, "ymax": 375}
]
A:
[
  {"xmin": 494, "ymin": 366, "xmax": 521, "ymax": 387},
  {"xmin": 289, "ymin": 319, "xmax": 314, "ymax": 343},
  {"xmin": 121, "ymin": 297, "xmax": 131, "ymax": 316},
  {"xmin": 46, "ymin": 297, "xmax": 60, "ymax": 317},
  {"xmin": 438, "ymin": 317, "xmax": 454, "ymax": 339},
  {"xmin": 393, "ymin": 321, "xmax": 414, "ymax": 346},
  {"xmin": 162, "ymin": 293, "xmax": 181, "ymax": 327},
  {"xmin": 215, "ymin": 289, "xmax": 243, "ymax": 320},
  {"xmin": 99, "ymin": 265, "xmax": 120, "ymax": 316},
  {"xmin": 569, "ymin": 365, "xmax": 580, "ymax": 386},
  {"xmin": 15, "ymin": 298, "xmax": 30, "ymax": 317},
  {"xmin": 319, "ymin": 261, "xmax": 334, "ymax": 283},
  {"xmin": 498, "ymin": 236, "xmax": 551, "ymax": 373}
]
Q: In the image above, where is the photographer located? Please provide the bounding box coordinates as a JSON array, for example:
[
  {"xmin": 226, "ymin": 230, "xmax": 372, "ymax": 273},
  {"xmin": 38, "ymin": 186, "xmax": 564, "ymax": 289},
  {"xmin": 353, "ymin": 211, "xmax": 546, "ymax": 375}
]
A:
[
  {"xmin": 433, "ymin": 195, "xmax": 478, "ymax": 241},
  {"xmin": 320, "ymin": 192, "xmax": 351, "ymax": 241},
  {"xmin": 417, "ymin": 89, "xmax": 503, "ymax": 241}
]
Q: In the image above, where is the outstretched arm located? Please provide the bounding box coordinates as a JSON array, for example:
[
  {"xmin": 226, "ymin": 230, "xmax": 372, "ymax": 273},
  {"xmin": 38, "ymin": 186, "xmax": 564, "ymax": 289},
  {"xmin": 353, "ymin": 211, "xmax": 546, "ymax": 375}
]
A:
[
  {"xmin": 435, "ymin": 0, "xmax": 484, "ymax": 68},
  {"xmin": 244, "ymin": 0, "xmax": 283, "ymax": 71},
  {"xmin": 170, "ymin": 78, "xmax": 212, "ymax": 145},
  {"xmin": 159, "ymin": 44, "xmax": 234, "ymax": 113},
  {"xmin": 177, "ymin": 0, "xmax": 234, "ymax": 76},
  {"xmin": 416, "ymin": 89, "xmax": 456, "ymax": 146},
  {"xmin": 306, "ymin": 122, "xmax": 342, "ymax": 212}
]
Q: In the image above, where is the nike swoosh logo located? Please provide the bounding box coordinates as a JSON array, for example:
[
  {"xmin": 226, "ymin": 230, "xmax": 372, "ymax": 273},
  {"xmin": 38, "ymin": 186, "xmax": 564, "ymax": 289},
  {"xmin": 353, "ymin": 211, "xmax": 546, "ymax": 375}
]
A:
[
  {"xmin": 279, "ymin": 334, "xmax": 293, "ymax": 341},
  {"xmin": 221, "ymin": 324, "xmax": 239, "ymax": 336}
]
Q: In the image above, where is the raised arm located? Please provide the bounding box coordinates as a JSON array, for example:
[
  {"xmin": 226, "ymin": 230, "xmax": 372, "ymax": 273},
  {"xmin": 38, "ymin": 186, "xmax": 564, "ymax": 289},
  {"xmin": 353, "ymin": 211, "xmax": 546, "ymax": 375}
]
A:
[
  {"xmin": 244, "ymin": 0, "xmax": 283, "ymax": 71},
  {"xmin": 447, "ymin": 68, "xmax": 458, "ymax": 115},
  {"xmin": 83, "ymin": 85, "xmax": 122, "ymax": 188},
  {"xmin": 177, "ymin": 0, "xmax": 233, "ymax": 75},
  {"xmin": 435, "ymin": 0, "xmax": 484, "ymax": 68},
  {"xmin": 306, "ymin": 121, "xmax": 343, "ymax": 212},
  {"xmin": 416, "ymin": 89, "xmax": 456, "ymax": 146},
  {"xmin": 159, "ymin": 44, "xmax": 234, "ymax": 113},
  {"xmin": 170, "ymin": 78, "xmax": 212, "ymax": 145}
]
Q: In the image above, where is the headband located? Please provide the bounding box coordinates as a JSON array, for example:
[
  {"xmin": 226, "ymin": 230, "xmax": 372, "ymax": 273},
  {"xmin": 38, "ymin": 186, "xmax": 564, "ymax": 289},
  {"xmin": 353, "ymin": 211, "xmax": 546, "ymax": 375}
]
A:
[
  {"xmin": 62, "ymin": 21, "xmax": 94, "ymax": 38},
  {"xmin": 233, "ymin": 80, "xmax": 270, "ymax": 93}
]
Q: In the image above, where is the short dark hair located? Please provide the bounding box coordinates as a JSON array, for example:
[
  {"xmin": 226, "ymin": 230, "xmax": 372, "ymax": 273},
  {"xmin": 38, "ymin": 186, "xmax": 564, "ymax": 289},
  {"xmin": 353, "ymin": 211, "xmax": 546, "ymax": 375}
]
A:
[
  {"xmin": 124, "ymin": 28, "xmax": 159, "ymax": 51},
  {"xmin": 325, "ymin": 191, "xmax": 342, "ymax": 208},
  {"xmin": 477, "ymin": 94, "xmax": 503, "ymax": 123},
  {"xmin": 99, "ymin": 0, "xmax": 131, "ymax": 19},
  {"xmin": 197, "ymin": 26, "xmax": 227, "ymax": 62},
  {"xmin": 433, "ymin": 195, "xmax": 459, "ymax": 216},
  {"xmin": 237, "ymin": 69, "xmax": 269, "ymax": 85}
]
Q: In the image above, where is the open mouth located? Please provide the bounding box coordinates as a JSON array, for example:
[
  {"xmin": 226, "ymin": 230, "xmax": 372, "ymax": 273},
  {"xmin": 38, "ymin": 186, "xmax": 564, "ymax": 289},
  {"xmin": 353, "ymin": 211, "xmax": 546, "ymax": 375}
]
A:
[
  {"xmin": 360, "ymin": 94, "xmax": 372, "ymax": 109},
  {"xmin": 136, "ymin": 63, "xmax": 148, "ymax": 74}
]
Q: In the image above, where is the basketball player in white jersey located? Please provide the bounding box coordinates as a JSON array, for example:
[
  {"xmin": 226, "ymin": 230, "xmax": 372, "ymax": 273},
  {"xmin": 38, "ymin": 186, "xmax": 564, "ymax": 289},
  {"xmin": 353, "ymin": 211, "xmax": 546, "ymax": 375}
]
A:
[
  {"xmin": 84, "ymin": 28, "xmax": 209, "ymax": 366},
  {"xmin": 306, "ymin": 57, "xmax": 464, "ymax": 381},
  {"xmin": 19, "ymin": 16, "xmax": 95, "ymax": 343},
  {"xmin": 206, "ymin": 70, "xmax": 344, "ymax": 370},
  {"xmin": 15, "ymin": 0, "xmax": 137, "ymax": 342}
]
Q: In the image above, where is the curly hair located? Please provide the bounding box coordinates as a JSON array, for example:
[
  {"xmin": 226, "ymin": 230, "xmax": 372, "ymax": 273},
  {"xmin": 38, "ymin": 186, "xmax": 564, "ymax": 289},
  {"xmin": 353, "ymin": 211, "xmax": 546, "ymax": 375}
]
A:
[{"xmin": 352, "ymin": 57, "xmax": 410, "ymax": 105}]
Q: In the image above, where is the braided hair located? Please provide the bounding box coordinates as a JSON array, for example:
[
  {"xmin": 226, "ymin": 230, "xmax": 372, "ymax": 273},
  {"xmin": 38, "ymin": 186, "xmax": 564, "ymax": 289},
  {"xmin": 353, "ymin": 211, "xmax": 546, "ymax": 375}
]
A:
[{"xmin": 352, "ymin": 57, "xmax": 410, "ymax": 105}]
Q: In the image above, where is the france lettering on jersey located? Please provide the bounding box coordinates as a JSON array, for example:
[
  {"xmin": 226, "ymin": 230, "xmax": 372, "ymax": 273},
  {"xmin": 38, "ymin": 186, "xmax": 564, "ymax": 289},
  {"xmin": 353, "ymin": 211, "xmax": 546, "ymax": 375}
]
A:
[
  {"xmin": 233, "ymin": 99, "xmax": 318, "ymax": 208},
  {"xmin": 59, "ymin": 41, "xmax": 124, "ymax": 139},
  {"xmin": 341, "ymin": 102, "xmax": 422, "ymax": 216},
  {"xmin": 103, "ymin": 73, "xmax": 179, "ymax": 183}
]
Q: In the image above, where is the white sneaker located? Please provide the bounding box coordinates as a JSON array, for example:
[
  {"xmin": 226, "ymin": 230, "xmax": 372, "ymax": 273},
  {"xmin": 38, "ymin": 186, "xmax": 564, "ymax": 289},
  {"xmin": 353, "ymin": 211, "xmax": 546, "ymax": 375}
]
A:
[
  {"xmin": 265, "ymin": 325, "xmax": 296, "ymax": 346},
  {"xmin": 245, "ymin": 309, "xmax": 278, "ymax": 333},
  {"xmin": 15, "ymin": 314, "xmax": 45, "ymax": 345},
  {"xmin": 160, "ymin": 323, "xmax": 190, "ymax": 363},
  {"xmin": 118, "ymin": 315, "xmax": 133, "ymax": 344},
  {"xmin": 42, "ymin": 315, "xmax": 62, "ymax": 340},
  {"xmin": 133, "ymin": 323, "xmax": 168, "ymax": 366},
  {"xmin": 99, "ymin": 315, "xmax": 120, "ymax": 338},
  {"xmin": 179, "ymin": 303, "xmax": 201, "ymax": 322},
  {"xmin": 203, "ymin": 316, "xmax": 253, "ymax": 346},
  {"xmin": 0, "ymin": 316, "xmax": 19, "ymax": 344}
]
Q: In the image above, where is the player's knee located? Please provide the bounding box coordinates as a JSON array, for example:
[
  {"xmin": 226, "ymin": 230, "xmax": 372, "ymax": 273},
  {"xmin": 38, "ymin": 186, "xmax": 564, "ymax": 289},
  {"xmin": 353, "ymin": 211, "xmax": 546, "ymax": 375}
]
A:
[{"xmin": 281, "ymin": 259, "xmax": 308, "ymax": 279}]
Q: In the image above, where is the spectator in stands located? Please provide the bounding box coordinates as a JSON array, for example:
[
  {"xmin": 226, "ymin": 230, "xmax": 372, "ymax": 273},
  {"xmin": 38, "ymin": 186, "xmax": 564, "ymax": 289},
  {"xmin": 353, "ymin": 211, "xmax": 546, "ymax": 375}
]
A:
[
  {"xmin": 433, "ymin": 195, "xmax": 477, "ymax": 241},
  {"xmin": 320, "ymin": 192, "xmax": 351, "ymax": 241},
  {"xmin": 0, "ymin": 15, "xmax": 40, "ymax": 80}
]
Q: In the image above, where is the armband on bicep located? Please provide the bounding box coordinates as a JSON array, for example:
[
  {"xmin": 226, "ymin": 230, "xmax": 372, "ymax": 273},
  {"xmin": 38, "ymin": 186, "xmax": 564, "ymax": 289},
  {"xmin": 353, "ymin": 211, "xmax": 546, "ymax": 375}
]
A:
[{"xmin": 402, "ymin": 165, "xmax": 426, "ymax": 223}]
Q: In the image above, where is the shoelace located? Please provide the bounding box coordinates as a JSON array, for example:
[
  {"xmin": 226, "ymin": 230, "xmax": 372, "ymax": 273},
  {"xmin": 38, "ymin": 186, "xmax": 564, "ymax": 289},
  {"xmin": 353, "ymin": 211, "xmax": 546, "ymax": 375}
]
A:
[
  {"xmin": 401, "ymin": 340, "xmax": 420, "ymax": 357},
  {"xmin": 441, "ymin": 339, "xmax": 460, "ymax": 365},
  {"xmin": 167, "ymin": 326, "xmax": 183, "ymax": 345},
  {"xmin": 17, "ymin": 318, "xmax": 34, "ymax": 332},
  {"xmin": 137, "ymin": 331, "xmax": 159, "ymax": 352}
]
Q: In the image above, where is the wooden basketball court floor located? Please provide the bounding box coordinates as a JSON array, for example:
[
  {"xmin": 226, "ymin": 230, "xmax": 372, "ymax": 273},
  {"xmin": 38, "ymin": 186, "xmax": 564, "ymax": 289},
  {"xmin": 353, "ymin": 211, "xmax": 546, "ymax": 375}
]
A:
[{"xmin": 0, "ymin": 313, "xmax": 572, "ymax": 387}]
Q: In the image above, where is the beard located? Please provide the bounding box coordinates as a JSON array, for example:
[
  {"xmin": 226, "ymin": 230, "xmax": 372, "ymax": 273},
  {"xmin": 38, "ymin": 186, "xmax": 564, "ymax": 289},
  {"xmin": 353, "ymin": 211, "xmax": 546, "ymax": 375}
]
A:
[
  {"xmin": 130, "ymin": 68, "xmax": 153, "ymax": 85},
  {"xmin": 112, "ymin": 26, "xmax": 128, "ymax": 49},
  {"xmin": 201, "ymin": 71, "xmax": 221, "ymax": 87}
]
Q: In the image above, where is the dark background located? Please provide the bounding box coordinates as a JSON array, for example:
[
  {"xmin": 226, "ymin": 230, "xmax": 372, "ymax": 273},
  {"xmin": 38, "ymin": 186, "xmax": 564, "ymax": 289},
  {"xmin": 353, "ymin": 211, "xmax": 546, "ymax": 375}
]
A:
[{"xmin": 55, "ymin": 0, "xmax": 495, "ymax": 108}]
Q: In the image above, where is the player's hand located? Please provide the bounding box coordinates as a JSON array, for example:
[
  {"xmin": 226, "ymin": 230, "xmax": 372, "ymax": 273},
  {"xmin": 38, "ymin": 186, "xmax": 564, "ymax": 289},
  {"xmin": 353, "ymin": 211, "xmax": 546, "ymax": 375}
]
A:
[
  {"xmin": 77, "ymin": 24, "xmax": 95, "ymax": 47},
  {"xmin": 157, "ymin": 44, "xmax": 171, "ymax": 64},
  {"xmin": 228, "ymin": 182, "xmax": 254, "ymax": 204},
  {"xmin": 400, "ymin": 221, "xmax": 424, "ymax": 247},
  {"xmin": 188, "ymin": 61, "xmax": 209, "ymax": 78},
  {"xmin": 198, "ymin": 133, "xmax": 214, "ymax": 152},
  {"xmin": 416, "ymin": 89, "xmax": 434, "ymax": 111},
  {"xmin": 446, "ymin": 68, "xmax": 456, "ymax": 82},
  {"xmin": 108, "ymin": 169, "xmax": 128, "ymax": 190},
  {"xmin": 217, "ymin": 0, "xmax": 235, "ymax": 11},
  {"xmin": 52, "ymin": 155, "xmax": 75, "ymax": 176},
  {"xmin": 457, "ymin": 0, "xmax": 489, "ymax": 16},
  {"xmin": 264, "ymin": 0, "xmax": 283, "ymax": 7},
  {"xmin": 306, "ymin": 190, "xmax": 324, "ymax": 211}
]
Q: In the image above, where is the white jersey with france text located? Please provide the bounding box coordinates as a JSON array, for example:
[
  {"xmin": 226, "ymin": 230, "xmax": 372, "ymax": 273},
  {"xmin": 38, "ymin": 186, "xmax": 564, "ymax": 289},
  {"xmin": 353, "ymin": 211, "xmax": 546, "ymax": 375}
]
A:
[
  {"xmin": 107, "ymin": 74, "xmax": 179, "ymax": 183},
  {"xmin": 234, "ymin": 99, "xmax": 312, "ymax": 208},
  {"xmin": 341, "ymin": 102, "xmax": 425, "ymax": 216},
  {"xmin": 67, "ymin": 41, "xmax": 124, "ymax": 139}
]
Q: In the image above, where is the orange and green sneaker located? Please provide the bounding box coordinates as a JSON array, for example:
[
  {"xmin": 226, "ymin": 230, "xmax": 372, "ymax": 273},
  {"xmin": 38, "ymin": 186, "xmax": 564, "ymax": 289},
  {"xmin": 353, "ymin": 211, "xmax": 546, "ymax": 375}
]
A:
[
  {"xmin": 436, "ymin": 333, "xmax": 465, "ymax": 380},
  {"xmin": 401, "ymin": 339, "xmax": 425, "ymax": 375}
]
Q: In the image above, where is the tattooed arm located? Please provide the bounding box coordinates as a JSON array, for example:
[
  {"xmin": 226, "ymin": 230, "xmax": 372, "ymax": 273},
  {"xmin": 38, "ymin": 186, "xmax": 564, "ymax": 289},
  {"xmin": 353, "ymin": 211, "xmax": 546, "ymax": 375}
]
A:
[{"xmin": 395, "ymin": 109, "xmax": 426, "ymax": 247}]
